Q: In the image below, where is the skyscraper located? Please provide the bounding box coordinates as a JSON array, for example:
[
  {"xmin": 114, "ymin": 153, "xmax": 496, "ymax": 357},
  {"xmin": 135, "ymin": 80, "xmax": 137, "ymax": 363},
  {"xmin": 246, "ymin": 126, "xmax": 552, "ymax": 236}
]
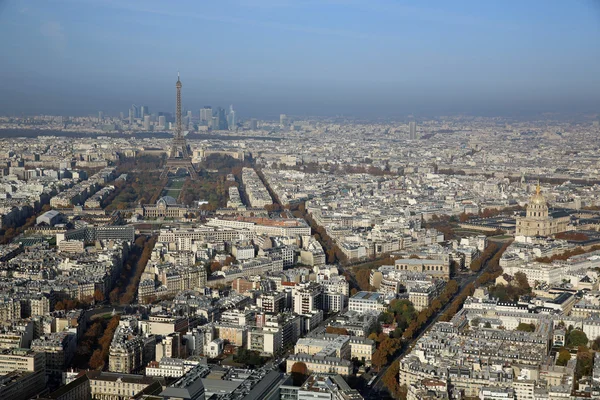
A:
[
  {"xmin": 249, "ymin": 119, "xmax": 258, "ymax": 130},
  {"xmin": 143, "ymin": 115, "xmax": 151, "ymax": 131},
  {"xmin": 98, "ymin": 111, "xmax": 103, "ymax": 122},
  {"xmin": 186, "ymin": 110, "xmax": 193, "ymax": 128},
  {"xmin": 280, "ymin": 114, "xmax": 287, "ymax": 127},
  {"xmin": 227, "ymin": 105, "xmax": 236, "ymax": 131},
  {"xmin": 141, "ymin": 106, "xmax": 149, "ymax": 119},
  {"xmin": 200, "ymin": 106, "xmax": 212, "ymax": 123},
  {"xmin": 216, "ymin": 107, "xmax": 228, "ymax": 130},
  {"xmin": 128, "ymin": 109, "xmax": 134, "ymax": 125},
  {"xmin": 158, "ymin": 115, "xmax": 166, "ymax": 129},
  {"xmin": 409, "ymin": 121, "xmax": 417, "ymax": 140},
  {"xmin": 132, "ymin": 104, "xmax": 139, "ymax": 119}
]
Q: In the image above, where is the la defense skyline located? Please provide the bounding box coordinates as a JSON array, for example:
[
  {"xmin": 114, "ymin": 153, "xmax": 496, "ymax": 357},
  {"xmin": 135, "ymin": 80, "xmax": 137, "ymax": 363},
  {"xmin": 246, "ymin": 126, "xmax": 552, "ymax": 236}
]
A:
[
  {"xmin": 61, "ymin": 77, "xmax": 600, "ymax": 121},
  {"xmin": 122, "ymin": 80, "xmax": 237, "ymax": 132}
]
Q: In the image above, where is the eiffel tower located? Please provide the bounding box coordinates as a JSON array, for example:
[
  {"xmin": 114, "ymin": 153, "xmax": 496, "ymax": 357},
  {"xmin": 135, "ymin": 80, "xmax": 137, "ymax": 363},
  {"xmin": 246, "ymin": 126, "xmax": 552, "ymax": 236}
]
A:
[{"xmin": 162, "ymin": 73, "xmax": 197, "ymax": 179}]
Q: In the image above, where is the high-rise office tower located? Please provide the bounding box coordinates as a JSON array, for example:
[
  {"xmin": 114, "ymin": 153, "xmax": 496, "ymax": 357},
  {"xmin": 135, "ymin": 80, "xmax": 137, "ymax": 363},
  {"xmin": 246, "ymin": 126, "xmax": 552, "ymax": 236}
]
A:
[
  {"xmin": 280, "ymin": 114, "xmax": 287, "ymax": 127},
  {"xmin": 159, "ymin": 111, "xmax": 174, "ymax": 123},
  {"xmin": 143, "ymin": 115, "xmax": 151, "ymax": 131},
  {"xmin": 216, "ymin": 107, "xmax": 228, "ymax": 130},
  {"xmin": 409, "ymin": 121, "xmax": 417, "ymax": 140},
  {"xmin": 132, "ymin": 104, "xmax": 139, "ymax": 119},
  {"xmin": 249, "ymin": 119, "xmax": 258, "ymax": 130},
  {"xmin": 98, "ymin": 111, "xmax": 103, "ymax": 122},
  {"xmin": 186, "ymin": 110, "xmax": 193, "ymax": 127},
  {"xmin": 227, "ymin": 105, "xmax": 236, "ymax": 130},
  {"xmin": 120, "ymin": 112, "xmax": 124, "ymax": 120},
  {"xmin": 228, "ymin": 110, "xmax": 236, "ymax": 130},
  {"xmin": 158, "ymin": 115, "xmax": 166, "ymax": 129},
  {"xmin": 141, "ymin": 106, "xmax": 149, "ymax": 119},
  {"xmin": 129, "ymin": 109, "xmax": 134, "ymax": 125},
  {"xmin": 200, "ymin": 106, "xmax": 212, "ymax": 123}
]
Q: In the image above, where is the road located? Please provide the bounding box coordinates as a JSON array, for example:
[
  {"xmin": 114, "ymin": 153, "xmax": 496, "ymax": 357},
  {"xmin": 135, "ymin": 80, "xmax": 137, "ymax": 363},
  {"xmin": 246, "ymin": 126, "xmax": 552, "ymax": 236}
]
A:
[{"xmin": 363, "ymin": 244, "xmax": 502, "ymax": 399}]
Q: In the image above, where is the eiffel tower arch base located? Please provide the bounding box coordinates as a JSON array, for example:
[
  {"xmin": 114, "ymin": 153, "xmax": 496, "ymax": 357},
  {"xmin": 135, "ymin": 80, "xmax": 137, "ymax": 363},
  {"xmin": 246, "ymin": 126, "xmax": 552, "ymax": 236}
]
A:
[{"xmin": 161, "ymin": 158, "xmax": 197, "ymax": 180}]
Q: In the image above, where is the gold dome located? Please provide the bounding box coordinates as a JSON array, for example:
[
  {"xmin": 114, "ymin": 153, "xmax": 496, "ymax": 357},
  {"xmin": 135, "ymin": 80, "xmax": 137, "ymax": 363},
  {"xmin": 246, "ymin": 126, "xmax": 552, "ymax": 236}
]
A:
[{"xmin": 530, "ymin": 183, "xmax": 546, "ymax": 205}]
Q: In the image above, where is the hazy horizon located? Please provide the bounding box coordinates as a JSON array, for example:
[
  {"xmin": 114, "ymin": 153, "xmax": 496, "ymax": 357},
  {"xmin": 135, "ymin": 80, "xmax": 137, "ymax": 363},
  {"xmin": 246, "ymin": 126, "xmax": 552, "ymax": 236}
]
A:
[{"xmin": 1, "ymin": 0, "xmax": 599, "ymax": 119}]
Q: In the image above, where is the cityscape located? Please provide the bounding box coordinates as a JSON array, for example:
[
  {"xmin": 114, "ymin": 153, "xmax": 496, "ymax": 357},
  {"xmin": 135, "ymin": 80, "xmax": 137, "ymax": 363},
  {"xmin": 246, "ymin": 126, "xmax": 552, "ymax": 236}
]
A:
[{"xmin": 1, "ymin": 1, "xmax": 600, "ymax": 400}]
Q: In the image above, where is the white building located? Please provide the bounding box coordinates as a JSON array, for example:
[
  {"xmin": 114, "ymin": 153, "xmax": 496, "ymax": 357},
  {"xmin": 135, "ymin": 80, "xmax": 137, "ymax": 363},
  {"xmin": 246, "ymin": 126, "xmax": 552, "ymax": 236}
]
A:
[{"xmin": 348, "ymin": 291, "xmax": 386, "ymax": 315}]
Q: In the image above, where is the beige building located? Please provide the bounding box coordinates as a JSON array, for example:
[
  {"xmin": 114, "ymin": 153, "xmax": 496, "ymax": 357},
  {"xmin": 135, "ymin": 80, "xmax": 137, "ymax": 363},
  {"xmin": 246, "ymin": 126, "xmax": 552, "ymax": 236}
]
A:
[
  {"xmin": 0, "ymin": 348, "xmax": 44, "ymax": 374},
  {"xmin": 31, "ymin": 332, "xmax": 76, "ymax": 381},
  {"xmin": 294, "ymin": 336, "xmax": 351, "ymax": 360},
  {"xmin": 286, "ymin": 353, "xmax": 352, "ymax": 375},
  {"xmin": 0, "ymin": 298, "xmax": 21, "ymax": 323},
  {"xmin": 408, "ymin": 284, "xmax": 442, "ymax": 311},
  {"xmin": 516, "ymin": 185, "xmax": 569, "ymax": 237},
  {"xmin": 247, "ymin": 327, "xmax": 282, "ymax": 355},
  {"xmin": 214, "ymin": 324, "xmax": 247, "ymax": 347},
  {"xmin": 87, "ymin": 370, "xmax": 163, "ymax": 400},
  {"xmin": 135, "ymin": 196, "xmax": 189, "ymax": 219},
  {"xmin": 108, "ymin": 327, "xmax": 144, "ymax": 374},
  {"xmin": 349, "ymin": 336, "xmax": 376, "ymax": 366},
  {"xmin": 395, "ymin": 259, "xmax": 450, "ymax": 280}
]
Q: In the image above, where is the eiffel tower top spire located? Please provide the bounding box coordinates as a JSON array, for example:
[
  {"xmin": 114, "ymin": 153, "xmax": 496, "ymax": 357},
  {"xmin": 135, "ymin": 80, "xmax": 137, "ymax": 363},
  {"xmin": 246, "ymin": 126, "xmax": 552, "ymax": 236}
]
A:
[{"xmin": 175, "ymin": 73, "xmax": 183, "ymax": 136}]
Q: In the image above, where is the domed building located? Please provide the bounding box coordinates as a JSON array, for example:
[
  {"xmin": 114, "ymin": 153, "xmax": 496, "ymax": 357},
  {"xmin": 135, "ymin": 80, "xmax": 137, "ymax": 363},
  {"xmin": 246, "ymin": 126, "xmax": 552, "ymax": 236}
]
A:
[
  {"xmin": 135, "ymin": 196, "xmax": 189, "ymax": 218},
  {"xmin": 515, "ymin": 184, "xmax": 570, "ymax": 237}
]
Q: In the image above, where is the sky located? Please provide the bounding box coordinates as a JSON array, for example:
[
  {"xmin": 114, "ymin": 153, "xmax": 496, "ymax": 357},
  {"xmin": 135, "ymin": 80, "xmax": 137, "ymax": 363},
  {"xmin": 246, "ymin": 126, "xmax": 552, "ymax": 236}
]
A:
[{"xmin": 0, "ymin": 0, "xmax": 599, "ymax": 119}]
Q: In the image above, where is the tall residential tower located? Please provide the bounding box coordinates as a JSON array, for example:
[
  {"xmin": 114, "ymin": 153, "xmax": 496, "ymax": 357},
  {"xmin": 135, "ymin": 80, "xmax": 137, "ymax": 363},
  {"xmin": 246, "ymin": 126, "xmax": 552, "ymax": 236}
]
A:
[{"xmin": 409, "ymin": 121, "xmax": 417, "ymax": 140}]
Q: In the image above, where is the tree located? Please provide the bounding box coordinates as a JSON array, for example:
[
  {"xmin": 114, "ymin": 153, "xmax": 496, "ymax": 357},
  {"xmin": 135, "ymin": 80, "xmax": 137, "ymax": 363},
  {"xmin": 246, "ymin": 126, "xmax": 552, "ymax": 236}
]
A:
[
  {"xmin": 514, "ymin": 271, "xmax": 530, "ymax": 291},
  {"xmin": 93, "ymin": 289, "xmax": 105, "ymax": 302},
  {"xmin": 89, "ymin": 349, "xmax": 104, "ymax": 370},
  {"xmin": 378, "ymin": 312, "xmax": 394, "ymax": 325},
  {"xmin": 291, "ymin": 362, "xmax": 308, "ymax": 386},
  {"xmin": 379, "ymin": 338, "xmax": 401, "ymax": 356},
  {"xmin": 109, "ymin": 288, "xmax": 120, "ymax": 305},
  {"xmin": 382, "ymin": 362, "xmax": 403, "ymax": 399},
  {"xmin": 516, "ymin": 323, "xmax": 535, "ymax": 332},
  {"xmin": 567, "ymin": 329, "xmax": 589, "ymax": 348},
  {"xmin": 210, "ymin": 261, "xmax": 222, "ymax": 273},
  {"xmin": 234, "ymin": 348, "xmax": 265, "ymax": 367},
  {"xmin": 372, "ymin": 348, "xmax": 389, "ymax": 371},
  {"xmin": 484, "ymin": 322, "xmax": 492, "ymax": 328},
  {"xmin": 355, "ymin": 269, "xmax": 374, "ymax": 291},
  {"xmin": 556, "ymin": 348, "xmax": 571, "ymax": 366},
  {"xmin": 591, "ymin": 336, "xmax": 600, "ymax": 351},
  {"xmin": 223, "ymin": 256, "xmax": 235, "ymax": 266},
  {"xmin": 576, "ymin": 347, "xmax": 593, "ymax": 379},
  {"xmin": 325, "ymin": 326, "xmax": 349, "ymax": 335}
]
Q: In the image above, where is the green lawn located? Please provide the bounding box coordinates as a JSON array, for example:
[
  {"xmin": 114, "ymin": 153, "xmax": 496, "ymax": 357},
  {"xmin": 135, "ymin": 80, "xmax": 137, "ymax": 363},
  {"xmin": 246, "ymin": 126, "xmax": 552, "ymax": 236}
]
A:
[{"xmin": 160, "ymin": 179, "xmax": 187, "ymax": 199}]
